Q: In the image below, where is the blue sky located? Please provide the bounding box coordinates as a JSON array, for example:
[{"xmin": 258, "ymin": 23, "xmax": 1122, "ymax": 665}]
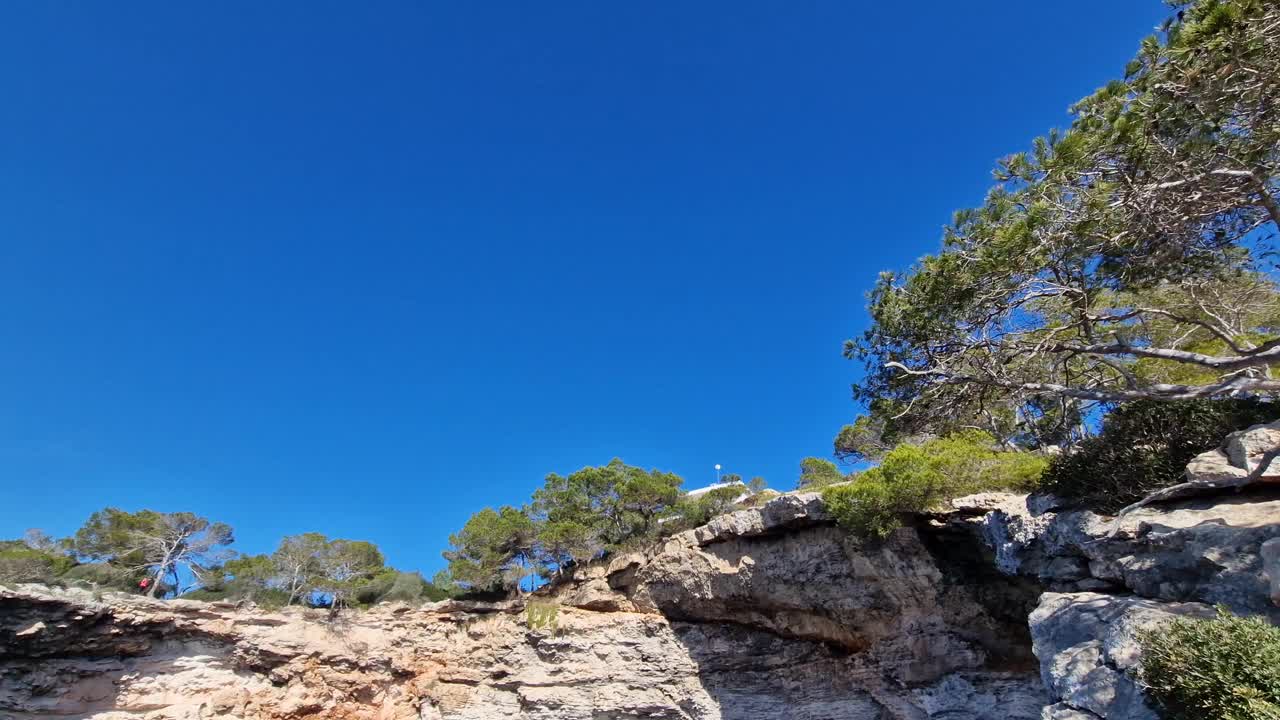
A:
[{"xmin": 0, "ymin": 2, "xmax": 1170, "ymax": 576}]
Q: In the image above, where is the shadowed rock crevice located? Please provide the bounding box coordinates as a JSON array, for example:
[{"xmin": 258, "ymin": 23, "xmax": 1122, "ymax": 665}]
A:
[
  {"xmin": 544, "ymin": 493, "xmax": 1048, "ymax": 718},
  {"xmin": 964, "ymin": 482, "xmax": 1280, "ymax": 720}
]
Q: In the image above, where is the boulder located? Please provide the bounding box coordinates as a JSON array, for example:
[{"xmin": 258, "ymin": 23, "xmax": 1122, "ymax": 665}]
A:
[
  {"xmin": 1068, "ymin": 493, "xmax": 1280, "ymax": 621},
  {"xmin": 1183, "ymin": 447, "xmax": 1247, "ymax": 484},
  {"xmin": 689, "ymin": 491, "xmax": 828, "ymax": 545},
  {"xmin": 1225, "ymin": 420, "xmax": 1280, "ymax": 473},
  {"xmin": 1029, "ymin": 592, "xmax": 1215, "ymax": 720}
]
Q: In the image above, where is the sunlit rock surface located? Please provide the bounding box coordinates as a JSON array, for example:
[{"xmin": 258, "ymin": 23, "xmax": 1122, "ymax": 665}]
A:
[{"xmin": 2, "ymin": 486, "xmax": 1277, "ymax": 720}]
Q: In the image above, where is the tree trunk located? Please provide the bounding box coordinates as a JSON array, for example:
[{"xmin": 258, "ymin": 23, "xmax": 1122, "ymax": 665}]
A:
[
  {"xmin": 148, "ymin": 546, "xmax": 177, "ymax": 598},
  {"xmin": 287, "ymin": 568, "xmax": 302, "ymax": 605}
]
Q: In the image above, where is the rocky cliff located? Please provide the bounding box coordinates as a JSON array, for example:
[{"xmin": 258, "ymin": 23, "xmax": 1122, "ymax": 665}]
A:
[{"xmin": 2, "ymin": 478, "xmax": 1278, "ymax": 719}]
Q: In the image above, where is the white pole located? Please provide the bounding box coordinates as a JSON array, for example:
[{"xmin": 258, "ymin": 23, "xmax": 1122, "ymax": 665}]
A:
[{"xmin": 714, "ymin": 464, "xmax": 721, "ymax": 484}]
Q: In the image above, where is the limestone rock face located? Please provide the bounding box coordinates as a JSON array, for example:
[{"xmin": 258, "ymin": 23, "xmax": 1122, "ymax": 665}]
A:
[
  {"xmin": 0, "ymin": 493, "xmax": 1046, "ymax": 720},
  {"xmin": 963, "ymin": 484, "xmax": 1280, "ymax": 720},
  {"xmin": 556, "ymin": 494, "xmax": 1043, "ymax": 690},
  {"xmin": 970, "ymin": 488, "xmax": 1280, "ymax": 622},
  {"xmin": 1029, "ymin": 593, "xmax": 1215, "ymax": 720},
  {"xmin": 3, "ymin": 485, "xmax": 1277, "ymax": 720}
]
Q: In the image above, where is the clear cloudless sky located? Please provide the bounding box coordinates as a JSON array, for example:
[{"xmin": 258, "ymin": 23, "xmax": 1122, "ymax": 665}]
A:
[{"xmin": 1, "ymin": 2, "xmax": 1171, "ymax": 576}]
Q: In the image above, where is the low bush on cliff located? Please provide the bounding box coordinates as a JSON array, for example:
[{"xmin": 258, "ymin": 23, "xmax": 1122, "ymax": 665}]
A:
[
  {"xmin": 0, "ymin": 537, "xmax": 146, "ymax": 594},
  {"xmin": 822, "ymin": 431, "xmax": 1046, "ymax": 539},
  {"xmin": 796, "ymin": 457, "xmax": 846, "ymax": 490},
  {"xmin": 1140, "ymin": 607, "xmax": 1280, "ymax": 720},
  {"xmin": 0, "ymin": 542, "xmax": 76, "ymax": 585},
  {"xmin": 59, "ymin": 562, "xmax": 146, "ymax": 593},
  {"xmin": 1040, "ymin": 399, "xmax": 1275, "ymax": 514}
]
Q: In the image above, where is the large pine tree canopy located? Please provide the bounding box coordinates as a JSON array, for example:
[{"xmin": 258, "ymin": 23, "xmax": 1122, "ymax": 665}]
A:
[{"xmin": 841, "ymin": 0, "xmax": 1280, "ymax": 458}]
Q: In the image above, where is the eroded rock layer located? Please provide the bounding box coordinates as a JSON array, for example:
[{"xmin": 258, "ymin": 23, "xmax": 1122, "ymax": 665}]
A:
[
  {"xmin": 1, "ymin": 493, "xmax": 1045, "ymax": 720},
  {"xmin": 2, "ymin": 483, "xmax": 1278, "ymax": 720}
]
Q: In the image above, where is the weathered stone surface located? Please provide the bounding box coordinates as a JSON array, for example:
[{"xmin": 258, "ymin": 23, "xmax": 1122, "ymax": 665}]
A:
[
  {"xmin": 575, "ymin": 501, "xmax": 1042, "ymax": 688},
  {"xmin": 1225, "ymin": 420, "xmax": 1280, "ymax": 472},
  {"xmin": 1184, "ymin": 447, "xmax": 1247, "ymax": 484},
  {"xmin": 951, "ymin": 492, "xmax": 1025, "ymax": 514},
  {"xmin": 1048, "ymin": 492, "xmax": 1280, "ymax": 621},
  {"xmin": 0, "ymin": 491, "xmax": 1046, "ymax": 719},
  {"xmin": 1029, "ymin": 592, "xmax": 1215, "ymax": 720},
  {"xmin": 971, "ymin": 486, "xmax": 1280, "ymax": 622},
  {"xmin": 689, "ymin": 491, "xmax": 829, "ymax": 545},
  {"xmin": 1027, "ymin": 493, "xmax": 1071, "ymax": 517},
  {"xmin": 0, "ymin": 586, "xmax": 1044, "ymax": 720},
  {"xmin": 1264, "ymin": 537, "xmax": 1280, "ymax": 607},
  {"xmin": 957, "ymin": 479, "xmax": 1280, "ymax": 719},
  {"xmin": 3, "ymin": 484, "xmax": 1277, "ymax": 720},
  {"xmin": 1041, "ymin": 702, "xmax": 1103, "ymax": 719},
  {"xmin": 955, "ymin": 492, "xmax": 1056, "ymax": 575}
]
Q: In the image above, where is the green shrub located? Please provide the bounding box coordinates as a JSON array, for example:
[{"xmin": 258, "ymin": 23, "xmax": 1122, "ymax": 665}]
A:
[
  {"xmin": 1140, "ymin": 608, "xmax": 1280, "ymax": 720},
  {"xmin": 369, "ymin": 570, "xmax": 448, "ymax": 605},
  {"xmin": 659, "ymin": 485, "xmax": 748, "ymax": 535},
  {"xmin": 739, "ymin": 489, "xmax": 781, "ymax": 508},
  {"xmin": 344, "ymin": 570, "xmax": 450, "ymax": 607},
  {"xmin": 183, "ymin": 585, "xmax": 290, "ymax": 609},
  {"xmin": 0, "ymin": 545, "xmax": 77, "ymax": 585},
  {"xmin": 822, "ymin": 431, "xmax": 1048, "ymax": 539},
  {"xmin": 823, "ymin": 473, "xmax": 899, "ymax": 538},
  {"xmin": 180, "ymin": 587, "xmax": 227, "ymax": 602},
  {"xmin": 1041, "ymin": 399, "xmax": 1275, "ymax": 513},
  {"xmin": 0, "ymin": 549, "xmax": 58, "ymax": 584},
  {"xmin": 380, "ymin": 571, "xmax": 430, "ymax": 604},
  {"xmin": 60, "ymin": 562, "xmax": 141, "ymax": 592},
  {"xmin": 797, "ymin": 457, "xmax": 846, "ymax": 490},
  {"xmin": 525, "ymin": 600, "xmax": 559, "ymax": 631}
]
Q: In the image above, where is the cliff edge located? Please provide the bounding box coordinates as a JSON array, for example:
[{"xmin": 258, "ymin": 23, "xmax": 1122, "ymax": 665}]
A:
[{"xmin": 2, "ymin": 486, "xmax": 1277, "ymax": 720}]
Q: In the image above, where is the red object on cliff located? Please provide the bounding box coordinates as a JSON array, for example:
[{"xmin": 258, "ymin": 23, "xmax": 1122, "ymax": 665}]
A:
[{"xmin": 139, "ymin": 578, "xmax": 151, "ymax": 589}]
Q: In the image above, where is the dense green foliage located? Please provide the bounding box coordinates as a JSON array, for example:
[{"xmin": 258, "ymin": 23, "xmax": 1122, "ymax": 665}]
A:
[
  {"xmin": 185, "ymin": 553, "xmax": 288, "ymax": 606},
  {"xmin": 444, "ymin": 459, "xmax": 689, "ymax": 592},
  {"xmin": 444, "ymin": 506, "xmax": 539, "ymax": 593},
  {"xmin": 0, "ymin": 540, "xmax": 77, "ymax": 585},
  {"xmin": 842, "ymin": 0, "xmax": 1280, "ymax": 454},
  {"xmin": 443, "ymin": 460, "xmax": 775, "ymax": 592},
  {"xmin": 833, "ymin": 413, "xmax": 895, "ymax": 464},
  {"xmin": 192, "ymin": 533, "xmax": 444, "ymax": 609},
  {"xmin": 796, "ymin": 457, "xmax": 845, "ymax": 489},
  {"xmin": 1140, "ymin": 608, "xmax": 1280, "ymax": 720},
  {"xmin": 666, "ymin": 485, "xmax": 747, "ymax": 532},
  {"xmin": 72, "ymin": 508, "xmax": 235, "ymax": 596},
  {"xmin": 59, "ymin": 562, "xmax": 147, "ymax": 593},
  {"xmin": 823, "ymin": 432, "xmax": 1047, "ymax": 538},
  {"xmin": 0, "ymin": 537, "xmax": 161, "ymax": 595},
  {"xmin": 4, "ymin": 511, "xmax": 442, "ymax": 609},
  {"xmin": 1041, "ymin": 399, "xmax": 1276, "ymax": 512}
]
